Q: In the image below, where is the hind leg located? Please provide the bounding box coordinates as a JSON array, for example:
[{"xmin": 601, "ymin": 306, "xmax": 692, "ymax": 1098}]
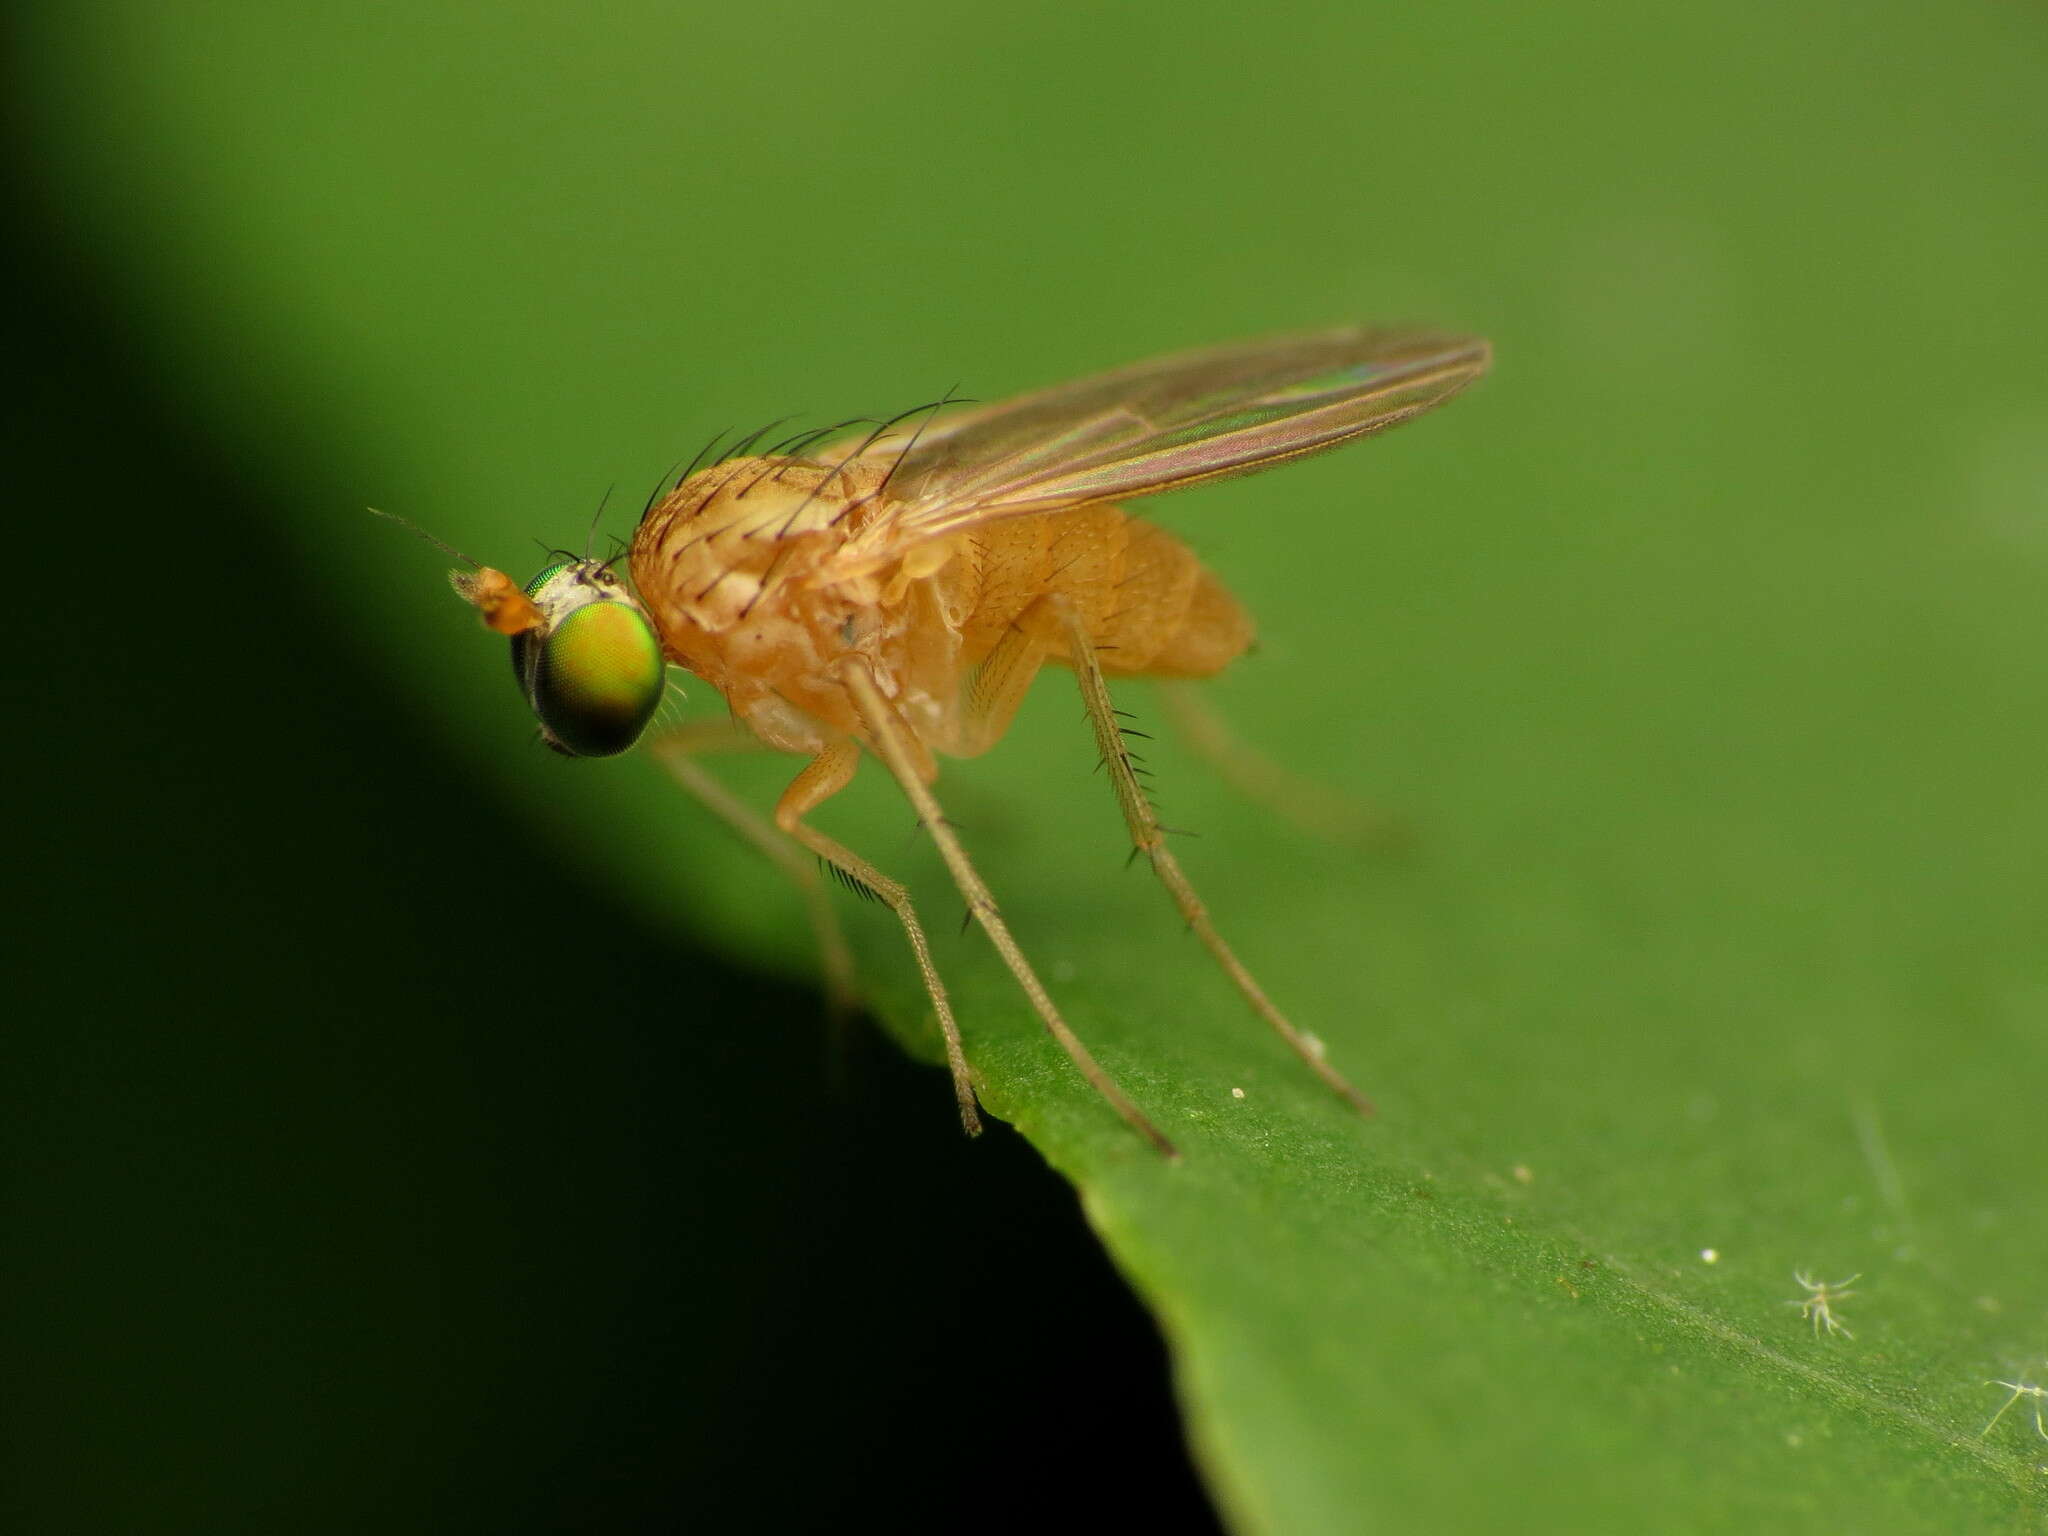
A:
[
  {"xmin": 1056, "ymin": 600, "xmax": 1374, "ymax": 1115},
  {"xmin": 1154, "ymin": 680, "xmax": 1404, "ymax": 850}
]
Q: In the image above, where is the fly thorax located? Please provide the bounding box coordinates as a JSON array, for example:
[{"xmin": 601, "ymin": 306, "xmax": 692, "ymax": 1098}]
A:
[
  {"xmin": 636, "ymin": 456, "xmax": 869, "ymax": 617},
  {"xmin": 630, "ymin": 454, "xmax": 909, "ymax": 724}
]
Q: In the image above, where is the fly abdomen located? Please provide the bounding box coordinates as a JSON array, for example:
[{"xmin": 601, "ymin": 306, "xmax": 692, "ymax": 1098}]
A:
[{"xmin": 950, "ymin": 507, "xmax": 1252, "ymax": 679}]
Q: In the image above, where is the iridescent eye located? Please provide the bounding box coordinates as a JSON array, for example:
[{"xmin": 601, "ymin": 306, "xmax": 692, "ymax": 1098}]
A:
[{"xmin": 512, "ymin": 562, "xmax": 665, "ymax": 757}]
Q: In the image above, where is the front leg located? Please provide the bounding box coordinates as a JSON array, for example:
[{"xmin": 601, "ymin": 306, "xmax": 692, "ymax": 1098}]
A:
[
  {"xmin": 646, "ymin": 719, "xmax": 857, "ymax": 1025},
  {"xmin": 771, "ymin": 739, "xmax": 983, "ymax": 1137}
]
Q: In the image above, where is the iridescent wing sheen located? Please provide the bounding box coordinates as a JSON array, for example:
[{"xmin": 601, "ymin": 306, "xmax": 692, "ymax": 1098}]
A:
[{"xmin": 844, "ymin": 327, "xmax": 1490, "ymax": 543}]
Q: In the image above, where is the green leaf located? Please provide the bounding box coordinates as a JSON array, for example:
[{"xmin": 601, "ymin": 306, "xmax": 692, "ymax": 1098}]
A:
[{"xmin": 23, "ymin": 0, "xmax": 2048, "ymax": 1528}]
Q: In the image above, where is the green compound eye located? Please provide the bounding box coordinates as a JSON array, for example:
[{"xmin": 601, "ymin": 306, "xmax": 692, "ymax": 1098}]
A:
[{"xmin": 512, "ymin": 562, "xmax": 665, "ymax": 757}]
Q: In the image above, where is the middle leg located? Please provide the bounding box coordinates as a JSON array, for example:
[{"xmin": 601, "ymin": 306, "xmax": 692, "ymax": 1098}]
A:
[{"xmin": 835, "ymin": 657, "xmax": 1179, "ymax": 1158}]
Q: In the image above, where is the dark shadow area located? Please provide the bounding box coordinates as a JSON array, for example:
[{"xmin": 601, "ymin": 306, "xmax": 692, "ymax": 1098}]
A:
[{"xmin": 0, "ymin": 130, "xmax": 1225, "ymax": 1535}]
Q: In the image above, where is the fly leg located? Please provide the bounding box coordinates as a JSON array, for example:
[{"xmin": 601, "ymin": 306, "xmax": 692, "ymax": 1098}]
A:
[
  {"xmin": 957, "ymin": 602, "xmax": 1058, "ymax": 753},
  {"xmin": 646, "ymin": 720, "xmax": 858, "ymax": 1025},
  {"xmin": 835, "ymin": 657, "xmax": 1179, "ymax": 1158},
  {"xmin": 1154, "ymin": 681, "xmax": 1404, "ymax": 850},
  {"xmin": 772, "ymin": 738, "xmax": 983, "ymax": 1137},
  {"xmin": 1057, "ymin": 600, "xmax": 1374, "ymax": 1116}
]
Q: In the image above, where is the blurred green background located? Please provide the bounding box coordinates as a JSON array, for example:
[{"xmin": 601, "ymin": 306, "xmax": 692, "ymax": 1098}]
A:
[{"xmin": 10, "ymin": 1, "xmax": 2048, "ymax": 1531}]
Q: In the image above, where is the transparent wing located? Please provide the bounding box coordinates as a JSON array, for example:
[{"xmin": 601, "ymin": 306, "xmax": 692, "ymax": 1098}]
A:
[{"xmin": 844, "ymin": 326, "xmax": 1489, "ymax": 542}]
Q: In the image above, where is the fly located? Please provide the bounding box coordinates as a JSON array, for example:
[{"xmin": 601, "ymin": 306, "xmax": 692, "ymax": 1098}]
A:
[{"xmin": 436, "ymin": 326, "xmax": 1491, "ymax": 1156}]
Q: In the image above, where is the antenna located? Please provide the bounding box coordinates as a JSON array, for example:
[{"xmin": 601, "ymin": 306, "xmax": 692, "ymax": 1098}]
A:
[{"xmin": 367, "ymin": 507, "xmax": 482, "ymax": 569}]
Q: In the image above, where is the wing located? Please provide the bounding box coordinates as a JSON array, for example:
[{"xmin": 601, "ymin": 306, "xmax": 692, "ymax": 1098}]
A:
[{"xmin": 842, "ymin": 326, "xmax": 1489, "ymax": 543}]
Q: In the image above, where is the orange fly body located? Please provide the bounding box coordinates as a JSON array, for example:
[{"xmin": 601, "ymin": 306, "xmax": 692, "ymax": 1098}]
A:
[{"xmin": 619, "ymin": 328, "xmax": 1491, "ymax": 1155}]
